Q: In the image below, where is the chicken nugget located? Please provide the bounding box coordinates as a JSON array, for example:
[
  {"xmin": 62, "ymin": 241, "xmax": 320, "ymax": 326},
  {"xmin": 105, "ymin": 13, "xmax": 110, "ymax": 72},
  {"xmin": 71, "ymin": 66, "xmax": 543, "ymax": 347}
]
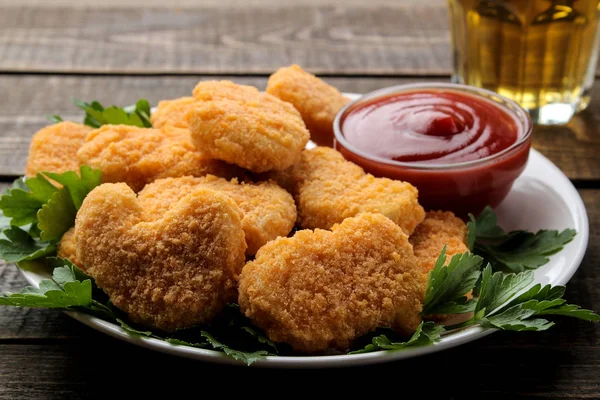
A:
[
  {"xmin": 75, "ymin": 183, "xmax": 246, "ymax": 331},
  {"xmin": 270, "ymin": 147, "xmax": 425, "ymax": 235},
  {"xmin": 187, "ymin": 87, "xmax": 310, "ymax": 173},
  {"xmin": 410, "ymin": 211, "xmax": 469, "ymax": 274},
  {"xmin": 266, "ymin": 65, "xmax": 351, "ymax": 147},
  {"xmin": 151, "ymin": 96, "xmax": 196, "ymax": 129},
  {"xmin": 137, "ymin": 175, "xmax": 296, "ymax": 255},
  {"xmin": 192, "ymin": 80, "xmax": 261, "ymax": 101},
  {"xmin": 77, "ymin": 125, "xmax": 241, "ymax": 192},
  {"xmin": 239, "ymin": 213, "xmax": 425, "ymax": 353},
  {"xmin": 25, "ymin": 122, "xmax": 93, "ymax": 176},
  {"xmin": 57, "ymin": 227, "xmax": 82, "ymax": 268}
]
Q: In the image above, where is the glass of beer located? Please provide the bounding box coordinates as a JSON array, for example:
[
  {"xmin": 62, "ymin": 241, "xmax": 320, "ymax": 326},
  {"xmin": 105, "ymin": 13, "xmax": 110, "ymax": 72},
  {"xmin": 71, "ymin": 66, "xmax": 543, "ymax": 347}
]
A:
[{"xmin": 448, "ymin": 0, "xmax": 600, "ymax": 125}]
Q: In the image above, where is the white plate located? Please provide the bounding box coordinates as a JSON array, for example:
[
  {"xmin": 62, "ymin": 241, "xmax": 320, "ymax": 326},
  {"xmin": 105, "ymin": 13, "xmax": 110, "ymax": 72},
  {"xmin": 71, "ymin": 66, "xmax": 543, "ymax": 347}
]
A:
[{"xmin": 19, "ymin": 93, "xmax": 589, "ymax": 368}]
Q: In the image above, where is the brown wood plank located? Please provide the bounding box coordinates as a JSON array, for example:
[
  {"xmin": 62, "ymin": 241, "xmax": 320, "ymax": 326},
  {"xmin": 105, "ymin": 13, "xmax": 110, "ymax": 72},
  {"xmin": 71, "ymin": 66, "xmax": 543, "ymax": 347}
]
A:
[
  {"xmin": 0, "ymin": 75, "xmax": 599, "ymax": 180},
  {"xmin": 0, "ymin": 2, "xmax": 451, "ymax": 75},
  {"xmin": 0, "ymin": 332, "xmax": 599, "ymax": 398}
]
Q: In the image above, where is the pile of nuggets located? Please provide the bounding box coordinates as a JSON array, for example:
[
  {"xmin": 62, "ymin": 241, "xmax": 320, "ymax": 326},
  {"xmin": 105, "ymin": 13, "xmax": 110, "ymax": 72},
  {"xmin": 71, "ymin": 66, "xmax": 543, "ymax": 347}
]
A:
[{"xmin": 26, "ymin": 65, "xmax": 469, "ymax": 353}]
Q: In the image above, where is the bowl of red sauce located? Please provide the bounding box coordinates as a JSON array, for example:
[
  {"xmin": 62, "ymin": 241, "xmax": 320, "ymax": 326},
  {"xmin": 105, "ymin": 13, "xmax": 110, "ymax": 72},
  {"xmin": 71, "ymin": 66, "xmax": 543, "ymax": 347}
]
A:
[{"xmin": 333, "ymin": 83, "xmax": 533, "ymax": 216}]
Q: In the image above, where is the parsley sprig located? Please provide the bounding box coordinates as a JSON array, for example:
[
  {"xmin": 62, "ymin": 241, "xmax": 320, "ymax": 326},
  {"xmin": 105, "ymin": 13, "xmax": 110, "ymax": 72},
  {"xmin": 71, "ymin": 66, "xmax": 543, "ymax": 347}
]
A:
[
  {"xmin": 49, "ymin": 99, "xmax": 152, "ymax": 128},
  {"xmin": 420, "ymin": 256, "xmax": 599, "ymax": 332},
  {"xmin": 468, "ymin": 206, "xmax": 576, "ymax": 272},
  {"xmin": 0, "ymin": 166, "xmax": 101, "ymax": 264}
]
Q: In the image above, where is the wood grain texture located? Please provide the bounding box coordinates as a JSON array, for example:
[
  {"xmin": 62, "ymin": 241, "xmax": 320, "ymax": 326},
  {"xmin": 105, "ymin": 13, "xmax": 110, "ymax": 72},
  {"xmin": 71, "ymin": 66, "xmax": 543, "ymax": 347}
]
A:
[
  {"xmin": 0, "ymin": 326, "xmax": 598, "ymax": 399},
  {"xmin": 1, "ymin": 75, "xmax": 599, "ymax": 180},
  {"xmin": 0, "ymin": 4, "xmax": 451, "ymax": 75}
]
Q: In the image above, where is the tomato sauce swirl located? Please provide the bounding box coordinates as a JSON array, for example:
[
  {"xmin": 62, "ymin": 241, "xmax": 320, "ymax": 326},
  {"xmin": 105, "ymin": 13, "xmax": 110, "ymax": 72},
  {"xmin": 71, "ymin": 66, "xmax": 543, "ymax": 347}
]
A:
[{"xmin": 341, "ymin": 90, "xmax": 522, "ymax": 164}]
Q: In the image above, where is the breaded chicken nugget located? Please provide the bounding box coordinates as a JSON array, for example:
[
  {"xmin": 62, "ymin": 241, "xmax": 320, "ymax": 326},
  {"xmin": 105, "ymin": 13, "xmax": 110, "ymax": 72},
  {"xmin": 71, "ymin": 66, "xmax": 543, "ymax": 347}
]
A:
[
  {"xmin": 75, "ymin": 183, "xmax": 246, "ymax": 331},
  {"xmin": 77, "ymin": 125, "xmax": 241, "ymax": 192},
  {"xmin": 409, "ymin": 211, "xmax": 469, "ymax": 274},
  {"xmin": 270, "ymin": 147, "xmax": 425, "ymax": 235},
  {"xmin": 266, "ymin": 65, "xmax": 351, "ymax": 147},
  {"xmin": 57, "ymin": 227, "xmax": 82, "ymax": 268},
  {"xmin": 137, "ymin": 175, "xmax": 296, "ymax": 255},
  {"xmin": 25, "ymin": 122, "xmax": 93, "ymax": 176},
  {"xmin": 187, "ymin": 85, "xmax": 310, "ymax": 173},
  {"xmin": 192, "ymin": 80, "xmax": 262, "ymax": 101},
  {"xmin": 239, "ymin": 213, "xmax": 425, "ymax": 353},
  {"xmin": 151, "ymin": 96, "xmax": 196, "ymax": 129}
]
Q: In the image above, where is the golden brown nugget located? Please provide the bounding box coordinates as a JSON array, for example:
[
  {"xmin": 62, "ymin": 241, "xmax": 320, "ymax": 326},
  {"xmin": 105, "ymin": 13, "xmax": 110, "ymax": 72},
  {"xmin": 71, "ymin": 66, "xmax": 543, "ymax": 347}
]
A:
[
  {"xmin": 239, "ymin": 213, "xmax": 425, "ymax": 353},
  {"xmin": 409, "ymin": 211, "xmax": 469, "ymax": 274},
  {"xmin": 151, "ymin": 96, "xmax": 196, "ymax": 129},
  {"xmin": 270, "ymin": 147, "xmax": 425, "ymax": 235},
  {"xmin": 25, "ymin": 122, "xmax": 93, "ymax": 176},
  {"xmin": 57, "ymin": 227, "xmax": 82, "ymax": 268},
  {"xmin": 137, "ymin": 175, "xmax": 296, "ymax": 255},
  {"xmin": 75, "ymin": 183, "xmax": 246, "ymax": 331},
  {"xmin": 77, "ymin": 125, "xmax": 241, "ymax": 192},
  {"xmin": 266, "ymin": 65, "xmax": 351, "ymax": 147},
  {"xmin": 192, "ymin": 80, "xmax": 261, "ymax": 102},
  {"xmin": 188, "ymin": 89, "xmax": 310, "ymax": 173}
]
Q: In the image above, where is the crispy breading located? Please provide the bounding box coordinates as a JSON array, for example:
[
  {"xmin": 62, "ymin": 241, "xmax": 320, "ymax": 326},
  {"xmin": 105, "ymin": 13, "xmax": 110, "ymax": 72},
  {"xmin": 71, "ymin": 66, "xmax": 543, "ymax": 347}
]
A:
[
  {"xmin": 57, "ymin": 227, "xmax": 82, "ymax": 268},
  {"xmin": 266, "ymin": 65, "xmax": 351, "ymax": 147},
  {"xmin": 269, "ymin": 147, "xmax": 425, "ymax": 235},
  {"xmin": 25, "ymin": 122, "xmax": 93, "ymax": 176},
  {"xmin": 187, "ymin": 82, "xmax": 310, "ymax": 173},
  {"xmin": 151, "ymin": 96, "xmax": 196, "ymax": 129},
  {"xmin": 137, "ymin": 175, "xmax": 296, "ymax": 255},
  {"xmin": 192, "ymin": 80, "xmax": 261, "ymax": 101},
  {"xmin": 75, "ymin": 183, "xmax": 246, "ymax": 331},
  {"xmin": 77, "ymin": 124, "xmax": 242, "ymax": 191},
  {"xmin": 409, "ymin": 210, "xmax": 469, "ymax": 274},
  {"xmin": 239, "ymin": 213, "xmax": 426, "ymax": 353}
]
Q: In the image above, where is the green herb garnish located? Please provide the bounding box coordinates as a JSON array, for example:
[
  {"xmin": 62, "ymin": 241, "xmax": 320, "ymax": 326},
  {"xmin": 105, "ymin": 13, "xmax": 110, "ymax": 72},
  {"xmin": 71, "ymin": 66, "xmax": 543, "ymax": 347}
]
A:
[
  {"xmin": 0, "ymin": 166, "xmax": 101, "ymax": 262},
  {"xmin": 468, "ymin": 206, "xmax": 576, "ymax": 272},
  {"xmin": 51, "ymin": 99, "xmax": 152, "ymax": 128}
]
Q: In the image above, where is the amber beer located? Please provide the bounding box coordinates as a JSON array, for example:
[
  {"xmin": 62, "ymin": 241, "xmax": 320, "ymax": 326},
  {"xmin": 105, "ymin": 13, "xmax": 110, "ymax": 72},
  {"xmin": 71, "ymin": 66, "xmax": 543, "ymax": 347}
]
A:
[{"xmin": 448, "ymin": 0, "xmax": 600, "ymax": 124}]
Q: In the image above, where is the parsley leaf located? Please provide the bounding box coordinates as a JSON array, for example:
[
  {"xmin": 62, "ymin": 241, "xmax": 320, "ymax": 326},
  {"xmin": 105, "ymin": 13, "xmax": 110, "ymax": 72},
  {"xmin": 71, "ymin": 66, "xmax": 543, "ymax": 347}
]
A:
[
  {"xmin": 37, "ymin": 189, "xmax": 77, "ymax": 242},
  {"xmin": 480, "ymin": 283, "xmax": 599, "ymax": 331},
  {"xmin": 0, "ymin": 226, "xmax": 56, "ymax": 263},
  {"xmin": 350, "ymin": 321, "xmax": 444, "ymax": 354},
  {"xmin": 72, "ymin": 98, "xmax": 153, "ymax": 128},
  {"xmin": 165, "ymin": 338, "xmax": 211, "ymax": 349},
  {"xmin": 0, "ymin": 166, "xmax": 102, "ymax": 254},
  {"xmin": 200, "ymin": 331, "xmax": 270, "ymax": 365},
  {"xmin": 0, "ymin": 273, "xmax": 92, "ymax": 308},
  {"xmin": 475, "ymin": 265, "xmax": 534, "ymax": 317},
  {"xmin": 468, "ymin": 206, "xmax": 576, "ymax": 272},
  {"xmin": 44, "ymin": 166, "xmax": 102, "ymax": 209},
  {"xmin": 116, "ymin": 318, "xmax": 154, "ymax": 337},
  {"xmin": 421, "ymin": 247, "xmax": 483, "ymax": 316},
  {"xmin": 0, "ymin": 175, "xmax": 58, "ymax": 226},
  {"xmin": 481, "ymin": 304, "xmax": 556, "ymax": 331},
  {"xmin": 46, "ymin": 115, "xmax": 64, "ymax": 123},
  {"xmin": 471, "ymin": 265, "xmax": 600, "ymax": 331}
]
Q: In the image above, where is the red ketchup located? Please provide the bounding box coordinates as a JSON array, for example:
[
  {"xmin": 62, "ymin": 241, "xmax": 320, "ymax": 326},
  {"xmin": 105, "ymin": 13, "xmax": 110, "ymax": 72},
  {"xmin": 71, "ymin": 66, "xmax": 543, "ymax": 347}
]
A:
[{"xmin": 335, "ymin": 88, "xmax": 532, "ymax": 216}]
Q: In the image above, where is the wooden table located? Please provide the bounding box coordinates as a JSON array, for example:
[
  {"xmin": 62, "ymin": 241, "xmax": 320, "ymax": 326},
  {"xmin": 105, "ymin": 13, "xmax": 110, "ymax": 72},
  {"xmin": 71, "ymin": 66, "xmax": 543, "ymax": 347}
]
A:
[{"xmin": 0, "ymin": 1, "xmax": 598, "ymax": 398}]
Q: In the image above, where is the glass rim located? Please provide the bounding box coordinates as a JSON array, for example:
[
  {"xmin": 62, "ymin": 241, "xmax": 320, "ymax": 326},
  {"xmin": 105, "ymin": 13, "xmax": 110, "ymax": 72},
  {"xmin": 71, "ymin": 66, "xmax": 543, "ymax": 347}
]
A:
[{"xmin": 333, "ymin": 82, "xmax": 533, "ymax": 171}]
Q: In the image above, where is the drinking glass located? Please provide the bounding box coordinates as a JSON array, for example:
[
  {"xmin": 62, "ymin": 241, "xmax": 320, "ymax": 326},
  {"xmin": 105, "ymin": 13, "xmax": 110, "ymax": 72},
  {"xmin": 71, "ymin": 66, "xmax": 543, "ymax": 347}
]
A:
[{"xmin": 448, "ymin": 0, "xmax": 600, "ymax": 125}]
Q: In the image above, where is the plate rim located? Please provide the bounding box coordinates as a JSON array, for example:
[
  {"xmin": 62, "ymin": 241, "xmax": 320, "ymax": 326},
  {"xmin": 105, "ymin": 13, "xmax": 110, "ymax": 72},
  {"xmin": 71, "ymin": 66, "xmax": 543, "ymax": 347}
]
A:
[{"xmin": 18, "ymin": 93, "xmax": 590, "ymax": 368}]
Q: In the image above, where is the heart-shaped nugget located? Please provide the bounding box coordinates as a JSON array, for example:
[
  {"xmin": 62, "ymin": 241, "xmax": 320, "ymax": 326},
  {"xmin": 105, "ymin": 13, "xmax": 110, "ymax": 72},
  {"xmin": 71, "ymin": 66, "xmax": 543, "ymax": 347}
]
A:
[
  {"xmin": 239, "ymin": 213, "xmax": 426, "ymax": 353},
  {"xmin": 75, "ymin": 183, "xmax": 247, "ymax": 331}
]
